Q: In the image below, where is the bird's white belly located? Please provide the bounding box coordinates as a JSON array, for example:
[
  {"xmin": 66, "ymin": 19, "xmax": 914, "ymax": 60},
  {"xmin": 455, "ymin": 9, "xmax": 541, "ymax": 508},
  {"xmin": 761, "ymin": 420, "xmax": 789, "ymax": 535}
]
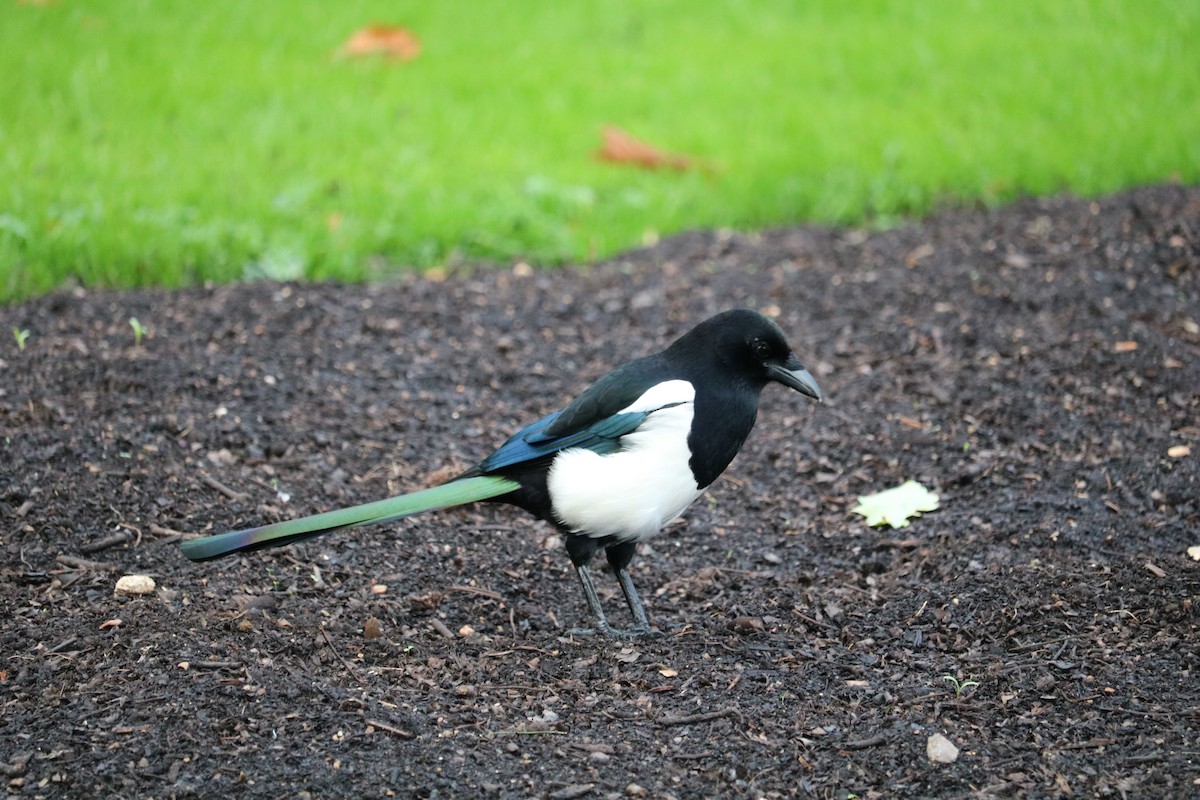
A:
[{"xmin": 547, "ymin": 386, "xmax": 702, "ymax": 541}]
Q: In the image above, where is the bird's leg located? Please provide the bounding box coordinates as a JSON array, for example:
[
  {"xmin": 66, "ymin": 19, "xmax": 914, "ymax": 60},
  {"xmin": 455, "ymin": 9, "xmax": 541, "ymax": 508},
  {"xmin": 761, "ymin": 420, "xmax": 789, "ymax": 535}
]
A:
[
  {"xmin": 568, "ymin": 563, "xmax": 652, "ymax": 639},
  {"xmin": 564, "ymin": 535, "xmax": 653, "ymax": 639},
  {"xmin": 606, "ymin": 540, "xmax": 660, "ymax": 638},
  {"xmin": 614, "ymin": 567, "xmax": 650, "ymax": 630},
  {"xmin": 569, "ymin": 563, "xmax": 616, "ymax": 637}
]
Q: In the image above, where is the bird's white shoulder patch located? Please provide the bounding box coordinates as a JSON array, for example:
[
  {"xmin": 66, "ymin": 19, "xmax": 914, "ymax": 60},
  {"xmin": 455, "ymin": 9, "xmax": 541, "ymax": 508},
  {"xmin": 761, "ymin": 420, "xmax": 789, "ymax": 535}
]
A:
[
  {"xmin": 547, "ymin": 380, "xmax": 703, "ymax": 542},
  {"xmin": 617, "ymin": 379, "xmax": 695, "ymax": 414}
]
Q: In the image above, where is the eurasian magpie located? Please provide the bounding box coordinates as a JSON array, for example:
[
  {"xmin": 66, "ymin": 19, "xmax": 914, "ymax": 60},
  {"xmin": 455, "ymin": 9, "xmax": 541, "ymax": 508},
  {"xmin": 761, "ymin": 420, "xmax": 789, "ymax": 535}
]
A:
[{"xmin": 182, "ymin": 309, "xmax": 822, "ymax": 637}]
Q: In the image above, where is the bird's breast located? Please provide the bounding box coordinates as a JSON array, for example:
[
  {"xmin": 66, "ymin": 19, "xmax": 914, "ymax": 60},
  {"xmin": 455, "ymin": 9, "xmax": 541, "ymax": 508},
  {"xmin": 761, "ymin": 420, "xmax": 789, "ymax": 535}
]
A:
[{"xmin": 547, "ymin": 386, "xmax": 702, "ymax": 541}]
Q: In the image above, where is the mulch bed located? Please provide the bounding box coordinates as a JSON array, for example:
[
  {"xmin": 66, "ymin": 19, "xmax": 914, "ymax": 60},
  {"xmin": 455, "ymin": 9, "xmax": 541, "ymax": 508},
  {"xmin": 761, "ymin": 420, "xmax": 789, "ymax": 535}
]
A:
[{"xmin": 3, "ymin": 184, "xmax": 1197, "ymax": 798}]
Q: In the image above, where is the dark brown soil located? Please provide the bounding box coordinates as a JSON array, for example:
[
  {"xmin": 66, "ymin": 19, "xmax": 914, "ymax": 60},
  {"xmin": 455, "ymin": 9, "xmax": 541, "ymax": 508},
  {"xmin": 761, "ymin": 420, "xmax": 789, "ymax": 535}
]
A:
[{"xmin": 3, "ymin": 184, "xmax": 1198, "ymax": 800}]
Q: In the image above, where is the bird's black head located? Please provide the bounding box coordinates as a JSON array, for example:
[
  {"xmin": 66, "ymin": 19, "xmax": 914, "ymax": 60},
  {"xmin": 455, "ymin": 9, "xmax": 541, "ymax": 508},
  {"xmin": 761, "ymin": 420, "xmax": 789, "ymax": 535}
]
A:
[{"xmin": 667, "ymin": 309, "xmax": 823, "ymax": 401}]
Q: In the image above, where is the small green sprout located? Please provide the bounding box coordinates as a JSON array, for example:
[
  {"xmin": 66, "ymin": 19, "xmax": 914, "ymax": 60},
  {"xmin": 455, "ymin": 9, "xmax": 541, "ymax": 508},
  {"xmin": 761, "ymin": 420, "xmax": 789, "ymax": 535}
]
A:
[
  {"xmin": 12, "ymin": 327, "xmax": 30, "ymax": 351},
  {"xmin": 941, "ymin": 674, "xmax": 980, "ymax": 697},
  {"xmin": 129, "ymin": 317, "xmax": 147, "ymax": 346}
]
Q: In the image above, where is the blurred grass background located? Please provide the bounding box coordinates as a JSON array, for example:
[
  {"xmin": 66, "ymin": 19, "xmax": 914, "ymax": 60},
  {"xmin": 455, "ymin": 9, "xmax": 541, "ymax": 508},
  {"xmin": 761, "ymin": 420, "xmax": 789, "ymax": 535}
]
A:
[{"xmin": 2, "ymin": 0, "xmax": 1197, "ymax": 303}]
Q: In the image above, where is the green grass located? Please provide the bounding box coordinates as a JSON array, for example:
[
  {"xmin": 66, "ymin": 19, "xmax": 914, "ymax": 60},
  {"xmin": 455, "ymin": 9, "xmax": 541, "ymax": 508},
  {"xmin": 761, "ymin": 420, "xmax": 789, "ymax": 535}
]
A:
[{"xmin": 2, "ymin": 0, "xmax": 1198, "ymax": 303}]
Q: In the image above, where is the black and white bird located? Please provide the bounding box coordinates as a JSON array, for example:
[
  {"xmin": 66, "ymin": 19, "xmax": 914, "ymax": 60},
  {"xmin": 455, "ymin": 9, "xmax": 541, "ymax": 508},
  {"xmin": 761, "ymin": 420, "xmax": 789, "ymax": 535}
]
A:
[{"xmin": 182, "ymin": 309, "xmax": 822, "ymax": 637}]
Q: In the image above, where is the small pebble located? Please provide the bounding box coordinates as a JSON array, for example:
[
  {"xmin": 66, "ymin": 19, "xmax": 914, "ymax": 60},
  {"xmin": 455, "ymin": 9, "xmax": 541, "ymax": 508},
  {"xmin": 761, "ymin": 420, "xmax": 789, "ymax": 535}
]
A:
[
  {"xmin": 926, "ymin": 733, "xmax": 960, "ymax": 764},
  {"xmin": 115, "ymin": 574, "xmax": 156, "ymax": 595}
]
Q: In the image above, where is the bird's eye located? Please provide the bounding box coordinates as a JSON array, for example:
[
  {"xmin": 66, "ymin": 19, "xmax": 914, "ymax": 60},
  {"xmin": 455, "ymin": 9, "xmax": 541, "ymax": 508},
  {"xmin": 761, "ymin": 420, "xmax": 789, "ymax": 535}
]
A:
[{"xmin": 751, "ymin": 339, "xmax": 772, "ymax": 361}]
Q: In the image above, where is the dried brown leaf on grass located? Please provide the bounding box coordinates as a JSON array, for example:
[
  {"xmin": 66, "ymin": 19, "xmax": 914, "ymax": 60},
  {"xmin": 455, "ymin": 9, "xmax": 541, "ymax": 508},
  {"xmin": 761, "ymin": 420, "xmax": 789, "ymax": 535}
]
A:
[
  {"xmin": 336, "ymin": 24, "xmax": 421, "ymax": 62},
  {"xmin": 596, "ymin": 126, "xmax": 696, "ymax": 171}
]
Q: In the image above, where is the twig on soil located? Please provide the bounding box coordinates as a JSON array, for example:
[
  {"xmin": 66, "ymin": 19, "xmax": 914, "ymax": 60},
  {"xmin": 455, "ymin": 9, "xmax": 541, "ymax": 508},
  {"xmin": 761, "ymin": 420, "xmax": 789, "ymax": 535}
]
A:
[
  {"xmin": 364, "ymin": 718, "xmax": 415, "ymax": 739},
  {"xmin": 600, "ymin": 710, "xmax": 642, "ymax": 721},
  {"xmin": 104, "ymin": 505, "xmax": 143, "ymax": 548},
  {"xmin": 449, "ymin": 584, "xmax": 503, "ymax": 600},
  {"xmin": 709, "ymin": 566, "xmax": 773, "ymax": 578},
  {"xmin": 843, "ymin": 733, "xmax": 890, "ymax": 749},
  {"xmin": 319, "ymin": 625, "xmax": 363, "ymax": 682},
  {"xmin": 430, "ymin": 618, "xmax": 456, "ymax": 639},
  {"xmin": 792, "ymin": 611, "xmax": 839, "ymax": 631},
  {"xmin": 1053, "ymin": 738, "xmax": 1116, "ymax": 751},
  {"xmin": 56, "ymin": 554, "xmax": 117, "ymax": 572},
  {"xmin": 149, "ymin": 522, "xmax": 189, "ymax": 538},
  {"xmin": 657, "ymin": 707, "xmax": 743, "ymax": 727},
  {"xmin": 748, "ymin": 766, "xmax": 778, "ymax": 785},
  {"xmin": 80, "ymin": 531, "xmax": 131, "ymax": 554},
  {"xmin": 1124, "ymin": 751, "xmax": 1164, "ymax": 765},
  {"xmin": 246, "ymin": 476, "xmax": 284, "ymax": 494},
  {"xmin": 1006, "ymin": 635, "xmax": 1077, "ymax": 654},
  {"xmin": 118, "ymin": 523, "xmax": 143, "ymax": 548},
  {"xmin": 199, "ymin": 473, "xmax": 252, "ymax": 502},
  {"xmin": 46, "ymin": 637, "xmax": 79, "ymax": 654}
]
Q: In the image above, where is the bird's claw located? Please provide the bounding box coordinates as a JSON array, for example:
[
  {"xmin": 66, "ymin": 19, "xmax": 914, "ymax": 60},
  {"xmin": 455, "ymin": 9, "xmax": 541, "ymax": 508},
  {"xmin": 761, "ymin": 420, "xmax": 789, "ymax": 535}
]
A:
[{"xmin": 567, "ymin": 623, "xmax": 662, "ymax": 640}]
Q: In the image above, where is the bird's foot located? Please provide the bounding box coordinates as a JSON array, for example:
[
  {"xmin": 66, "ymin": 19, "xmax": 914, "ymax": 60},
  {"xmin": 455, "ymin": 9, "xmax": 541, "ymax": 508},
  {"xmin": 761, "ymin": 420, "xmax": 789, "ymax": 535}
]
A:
[
  {"xmin": 625, "ymin": 626, "xmax": 665, "ymax": 640},
  {"xmin": 567, "ymin": 623, "xmax": 663, "ymax": 640}
]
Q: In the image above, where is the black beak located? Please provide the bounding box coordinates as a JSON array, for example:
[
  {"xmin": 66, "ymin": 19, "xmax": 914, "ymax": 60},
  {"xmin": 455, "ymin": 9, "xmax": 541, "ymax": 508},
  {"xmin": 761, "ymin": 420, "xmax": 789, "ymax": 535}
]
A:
[{"xmin": 768, "ymin": 355, "xmax": 823, "ymax": 402}]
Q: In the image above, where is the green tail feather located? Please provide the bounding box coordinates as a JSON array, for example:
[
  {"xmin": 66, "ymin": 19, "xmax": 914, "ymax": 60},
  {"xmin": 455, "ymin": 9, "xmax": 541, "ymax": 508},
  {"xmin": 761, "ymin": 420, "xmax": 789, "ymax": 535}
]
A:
[{"xmin": 181, "ymin": 475, "xmax": 519, "ymax": 562}]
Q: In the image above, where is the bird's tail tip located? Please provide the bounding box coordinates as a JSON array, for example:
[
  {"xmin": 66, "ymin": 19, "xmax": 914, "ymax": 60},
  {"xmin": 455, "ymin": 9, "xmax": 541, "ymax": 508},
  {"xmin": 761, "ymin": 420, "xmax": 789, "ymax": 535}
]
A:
[{"xmin": 179, "ymin": 474, "xmax": 520, "ymax": 562}]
